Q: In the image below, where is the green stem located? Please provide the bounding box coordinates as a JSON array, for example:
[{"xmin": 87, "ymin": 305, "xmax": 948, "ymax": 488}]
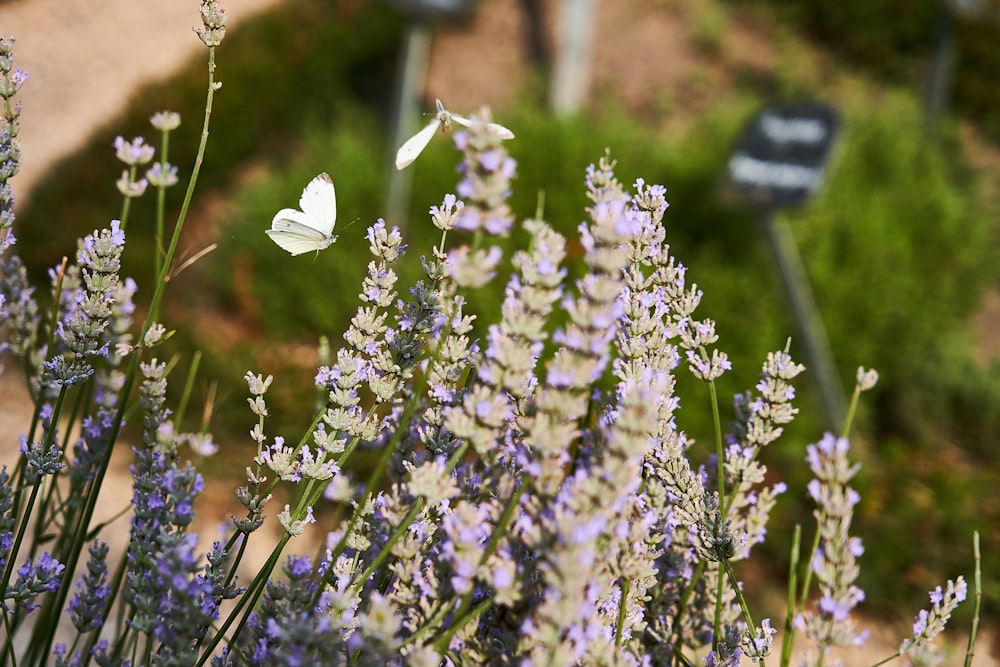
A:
[
  {"xmin": 221, "ymin": 532, "xmax": 251, "ymax": 593},
  {"xmin": 963, "ymin": 531, "xmax": 982, "ymax": 667},
  {"xmin": 1, "ymin": 385, "xmax": 66, "ymax": 594},
  {"xmin": 709, "ymin": 377, "xmax": 725, "ymax": 510},
  {"xmin": 779, "ymin": 524, "xmax": 801, "ymax": 667},
  {"xmin": 20, "ymin": 257, "xmax": 70, "ymax": 455},
  {"xmin": 708, "ymin": 368, "xmax": 727, "ymax": 645},
  {"xmin": 672, "ymin": 559, "xmax": 707, "ymax": 651},
  {"xmin": 6, "ymin": 482, "xmax": 49, "ymax": 659},
  {"xmin": 713, "ymin": 561, "xmax": 724, "ymax": 651},
  {"xmin": 720, "ymin": 559, "xmax": 764, "ymax": 667},
  {"xmin": 325, "ymin": 406, "xmax": 412, "ymax": 565},
  {"xmin": 797, "ymin": 522, "xmax": 822, "ymax": 614},
  {"xmin": 721, "ymin": 558, "xmax": 756, "ymax": 631},
  {"xmin": 399, "ymin": 599, "xmax": 455, "ymax": 648},
  {"xmin": 28, "ymin": 44, "xmax": 221, "ymax": 665},
  {"xmin": 196, "ymin": 534, "xmax": 290, "ymax": 665},
  {"xmin": 119, "ymin": 165, "xmax": 137, "ymax": 230},
  {"xmin": 214, "ymin": 403, "xmax": 327, "ymax": 593},
  {"xmin": 867, "ymin": 653, "xmax": 900, "ymax": 667},
  {"xmin": 1, "ymin": 474, "xmax": 45, "ymax": 657},
  {"xmin": 676, "ymin": 362, "xmax": 727, "ymax": 654},
  {"xmin": 432, "ymin": 598, "xmax": 492, "ymax": 656},
  {"xmin": 153, "ymin": 128, "xmax": 172, "ymax": 288},
  {"xmin": 27, "ymin": 382, "xmax": 86, "ymax": 561},
  {"xmin": 172, "ymin": 350, "xmax": 202, "ymax": 431},
  {"xmin": 840, "ymin": 385, "xmax": 862, "ymax": 440},
  {"xmin": 1, "ymin": 612, "xmax": 16, "ymax": 667},
  {"xmin": 616, "ymin": 578, "xmax": 631, "ymax": 648}
]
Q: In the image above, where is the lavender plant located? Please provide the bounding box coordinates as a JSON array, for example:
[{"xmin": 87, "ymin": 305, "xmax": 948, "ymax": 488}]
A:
[{"xmin": 0, "ymin": 4, "xmax": 980, "ymax": 666}]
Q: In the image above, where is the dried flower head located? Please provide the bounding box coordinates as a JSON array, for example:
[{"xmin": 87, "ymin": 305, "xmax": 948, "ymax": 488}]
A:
[
  {"xmin": 196, "ymin": 0, "xmax": 227, "ymax": 47},
  {"xmin": 150, "ymin": 110, "xmax": 181, "ymax": 132}
]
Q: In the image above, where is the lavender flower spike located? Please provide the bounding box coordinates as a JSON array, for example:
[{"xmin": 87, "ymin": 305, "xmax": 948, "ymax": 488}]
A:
[
  {"xmin": 0, "ymin": 35, "xmax": 26, "ymax": 254},
  {"xmin": 42, "ymin": 221, "xmax": 126, "ymax": 388},
  {"xmin": 5, "ymin": 552, "xmax": 65, "ymax": 613},
  {"xmin": 898, "ymin": 577, "xmax": 968, "ymax": 663},
  {"xmin": 798, "ymin": 433, "xmax": 869, "ymax": 653}
]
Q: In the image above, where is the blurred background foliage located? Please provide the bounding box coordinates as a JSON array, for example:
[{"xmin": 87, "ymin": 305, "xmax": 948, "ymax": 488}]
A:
[
  {"xmin": 732, "ymin": 0, "xmax": 1000, "ymax": 139},
  {"xmin": 14, "ymin": 0, "xmax": 999, "ymax": 619}
]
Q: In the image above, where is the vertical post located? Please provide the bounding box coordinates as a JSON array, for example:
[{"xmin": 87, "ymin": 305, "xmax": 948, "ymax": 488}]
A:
[
  {"xmin": 518, "ymin": 0, "xmax": 550, "ymax": 67},
  {"xmin": 550, "ymin": 0, "xmax": 595, "ymax": 115},
  {"xmin": 758, "ymin": 209, "xmax": 847, "ymax": 430},
  {"xmin": 924, "ymin": 1, "xmax": 957, "ymax": 142},
  {"xmin": 386, "ymin": 20, "xmax": 432, "ymax": 233}
]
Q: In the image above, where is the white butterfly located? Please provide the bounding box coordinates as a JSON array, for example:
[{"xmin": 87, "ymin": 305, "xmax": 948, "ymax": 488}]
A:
[
  {"xmin": 266, "ymin": 172, "xmax": 338, "ymax": 256},
  {"xmin": 395, "ymin": 98, "xmax": 515, "ymax": 170}
]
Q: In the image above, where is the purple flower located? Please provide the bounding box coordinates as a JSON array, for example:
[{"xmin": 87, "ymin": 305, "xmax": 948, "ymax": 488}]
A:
[
  {"xmin": 5, "ymin": 552, "xmax": 65, "ymax": 612},
  {"xmin": 0, "ymin": 67, "xmax": 28, "ymax": 96},
  {"xmin": 113, "ymin": 136, "xmax": 155, "ymax": 166},
  {"xmin": 899, "ymin": 577, "xmax": 968, "ymax": 656},
  {"xmin": 146, "ymin": 161, "xmax": 179, "ymax": 188},
  {"xmin": 800, "ymin": 433, "xmax": 868, "ymax": 650}
]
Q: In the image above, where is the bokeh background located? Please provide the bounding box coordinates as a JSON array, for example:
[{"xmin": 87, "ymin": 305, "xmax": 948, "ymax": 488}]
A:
[{"xmin": 3, "ymin": 0, "xmax": 998, "ymax": 656}]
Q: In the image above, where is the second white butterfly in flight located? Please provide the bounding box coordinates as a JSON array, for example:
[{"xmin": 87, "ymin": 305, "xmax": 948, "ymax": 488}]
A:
[
  {"xmin": 395, "ymin": 99, "xmax": 515, "ymax": 170},
  {"xmin": 266, "ymin": 172, "xmax": 338, "ymax": 256}
]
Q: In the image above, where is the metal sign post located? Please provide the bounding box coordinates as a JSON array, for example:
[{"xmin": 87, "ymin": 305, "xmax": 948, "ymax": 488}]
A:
[
  {"xmin": 551, "ymin": 0, "xmax": 596, "ymax": 115},
  {"xmin": 382, "ymin": 0, "xmax": 481, "ymax": 232},
  {"xmin": 724, "ymin": 103, "xmax": 846, "ymax": 430},
  {"xmin": 386, "ymin": 20, "xmax": 432, "ymax": 232}
]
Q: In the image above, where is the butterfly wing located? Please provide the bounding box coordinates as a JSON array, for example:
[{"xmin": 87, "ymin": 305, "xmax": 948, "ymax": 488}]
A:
[
  {"xmin": 396, "ymin": 99, "xmax": 514, "ymax": 169},
  {"xmin": 267, "ymin": 211, "xmax": 336, "ymax": 256},
  {"xmin": 395, "ymin": 118, "xmax": 442, "ymax": 170},
  {"xmin": 297, "ymin": 172, "xmax": 337, "ymax": 236},
  {"xmin": 447, "ymin": 112, "xmax": 515, "ymax": 140},
  {"xmin": 488, "ymin": 122, "xmax": 516, "ymax": 140}
]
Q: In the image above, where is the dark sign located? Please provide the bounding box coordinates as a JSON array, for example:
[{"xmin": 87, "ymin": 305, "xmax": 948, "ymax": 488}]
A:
[
  {"xmin": 725, "ymin": 102, "xmax": 840, "ymax": 208},
  {"xmin": 382, "ymin": 0, "xmax": 480, "ymax": 20}
]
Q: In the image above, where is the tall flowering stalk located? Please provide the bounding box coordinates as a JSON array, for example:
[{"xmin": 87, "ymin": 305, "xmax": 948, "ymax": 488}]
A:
[
  {"xmin": 147, "ymin": 109, "xmax": 182, "ymax": 291},
  {"xmin": 796, "ymin": 432, "xmax": 869, "ymax": 663},
  {"xmin": 0, "ymin": 35, "xmax": 37, "ymax": 386},
  {"xmin": 511, "ymin": 154, "xmax": 638, "ymax": 664},
  {"xmin": 0, "ymin": 34, "xmax": 25, "ymax": 256}
]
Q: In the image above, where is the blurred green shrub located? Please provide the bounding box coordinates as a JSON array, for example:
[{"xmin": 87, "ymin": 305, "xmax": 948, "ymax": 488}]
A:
[{"xmin": 728, "ymin": 0, "xmax": 1000, "ymax": 140}]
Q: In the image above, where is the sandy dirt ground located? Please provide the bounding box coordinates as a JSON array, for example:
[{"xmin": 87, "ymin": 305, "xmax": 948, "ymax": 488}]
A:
[
  {"xmin": 1, "ymin": 0, "xmax": 288, "ymax": 199},
  {"xmin": 0, "ymin": 0, "xmax": 995, "ymax": 663}
]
